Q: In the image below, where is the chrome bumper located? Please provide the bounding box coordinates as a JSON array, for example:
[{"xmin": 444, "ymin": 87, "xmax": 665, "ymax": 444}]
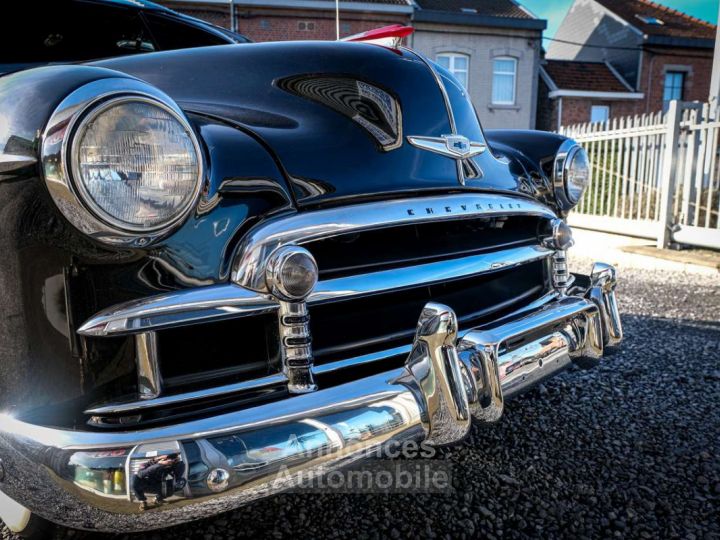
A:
[{"xmin": 0, "ymin": 263, "xmax": 621, "ymax": 532}]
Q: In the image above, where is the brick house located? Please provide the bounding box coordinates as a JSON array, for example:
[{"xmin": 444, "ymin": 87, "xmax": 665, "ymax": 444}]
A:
[
  {"xmin": 540, "ymin": 0, "xmax": 716, "ymax": 129},
  {"xmin": 409, "ymin": 0, "xmax": 546, "ymax": 129},
  {"xmin": 157, "ymin": 0, "xmax": 413, "ymax": 41},
  {"xmin": 537, "ymin": 60, "xmax": 644, "ymax": 130}
]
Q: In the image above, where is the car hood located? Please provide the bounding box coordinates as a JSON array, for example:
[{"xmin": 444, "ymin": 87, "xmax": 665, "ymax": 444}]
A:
[{"xmin": 92, "ymin": 41, "xmax": 520, "ymax": 207}]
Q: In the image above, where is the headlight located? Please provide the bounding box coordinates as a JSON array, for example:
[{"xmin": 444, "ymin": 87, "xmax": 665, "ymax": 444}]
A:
[
  {"xmin": 41, "ymin": 77, "xmax": 204, "ymax": 246},
  {"xmin": 71, "ymin": 97, "xmax": 201, "ymax": 232},
  {"xmin": 564, "ymin": 147, "xmax": 590, "ymax": 204},
  {"xmin": 553, "ymin": 140, "xmax": 589, "ymax": 212}
]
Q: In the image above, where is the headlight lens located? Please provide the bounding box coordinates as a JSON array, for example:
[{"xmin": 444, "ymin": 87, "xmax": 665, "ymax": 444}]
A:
[
  {"xmin": 565, "ymin": 147, "xmax": 590, "ymax": 204},
  {"xmin": 72, "ymin": 98, "xmax": 201, "ymax": 231}
]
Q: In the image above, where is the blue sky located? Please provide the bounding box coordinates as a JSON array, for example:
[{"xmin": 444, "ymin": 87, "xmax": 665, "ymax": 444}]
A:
[{"xmin": 521, "ymin": 0, "xmax": 718, "ymax": 39}]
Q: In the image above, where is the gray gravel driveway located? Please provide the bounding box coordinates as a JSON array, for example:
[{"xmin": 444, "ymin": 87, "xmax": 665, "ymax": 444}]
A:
[{"xmin": 3, "ymin": 255, "xmax": 719, "ymax": 540}]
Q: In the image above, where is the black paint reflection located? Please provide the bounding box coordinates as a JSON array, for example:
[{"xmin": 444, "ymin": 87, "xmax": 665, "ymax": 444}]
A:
[{"xmin": 278, "ymin": 75, "xmax": 403, "ymax": 151}]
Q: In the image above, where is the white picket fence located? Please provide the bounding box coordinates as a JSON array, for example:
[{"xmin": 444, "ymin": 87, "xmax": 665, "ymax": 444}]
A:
[{"xmin": 561, "ymin": 100, "xmax": 720, "ymax": 250}]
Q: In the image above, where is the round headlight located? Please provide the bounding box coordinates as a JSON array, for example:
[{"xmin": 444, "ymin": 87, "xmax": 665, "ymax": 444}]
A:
[
  {"xmin": 70, "ymin": 97, "xmax": 202, "ymax": 232},
  {"xmin": 553, "ymin": 140, "xmax": 589, "ymax": 212},
  {"xmin": 564, "ymin": 146, "xmax": 590, "ymax": 204}
]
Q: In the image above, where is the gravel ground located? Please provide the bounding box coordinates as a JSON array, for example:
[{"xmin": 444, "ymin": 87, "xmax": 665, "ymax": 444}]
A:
[{"xmin": 3, "ymin": 253, "xmax": 719, "ymax": 540}]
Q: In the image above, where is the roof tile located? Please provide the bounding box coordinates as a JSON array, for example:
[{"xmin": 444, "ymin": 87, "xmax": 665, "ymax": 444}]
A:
[
  {"xmin": 543, "ymin": 60, "xmax": 630, "ymax": 93},
  {"xmin": 594, "ymin": 0, "xmax": 715, "ymax": 40}
]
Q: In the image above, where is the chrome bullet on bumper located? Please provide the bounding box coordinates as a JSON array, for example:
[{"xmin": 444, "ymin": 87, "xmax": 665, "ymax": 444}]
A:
[{"xmin": 0, "ymin": 263, "xmax": 621, "ymax": 532}]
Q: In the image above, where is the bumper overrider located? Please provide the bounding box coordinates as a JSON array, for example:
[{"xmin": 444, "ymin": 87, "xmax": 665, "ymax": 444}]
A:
[{"xmin": 0, "ymin": 262, "xmax": 622, "ymax": 532}]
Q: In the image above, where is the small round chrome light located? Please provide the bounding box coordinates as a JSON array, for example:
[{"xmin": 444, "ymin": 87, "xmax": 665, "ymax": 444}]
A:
[
  {"xmin": 206, "ymin": 468, "xmax": 230, "ymax": 492},
  {"xmin": 265, "ymin": 246, "xmax": 319, "ymax": 301},
  {"xmin": 542, "ymin": 218, "xmax": 574, "ymax": 250},
  {"xmin": 553, "ymin": 140, "xmax": 590, "ymax": 212}
]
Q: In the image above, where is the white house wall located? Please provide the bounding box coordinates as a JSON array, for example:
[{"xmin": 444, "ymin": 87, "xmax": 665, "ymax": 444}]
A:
[{"xmin": 411, "ymin": 25, "xmax": 542, "ymax": 129}]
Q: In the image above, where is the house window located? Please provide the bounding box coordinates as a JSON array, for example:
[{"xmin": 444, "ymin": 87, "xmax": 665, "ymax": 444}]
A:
[
  {"xmin": 297, "ymin": 21, "xmax": 315, "ymax": 31},
  {"xmin": 436, "ymin": 53, "xmax": 469, "ymax": 89},
  {"xmin": 492, "ymin": 57, "xmax": 517, "ymax": 105},
  {"xmin": 663, "ymin": 71, "xmax": 685, "ymax": 103},
  {"xmin": 591, "ymin": 105, "xmax": 609, "ymax": 123},
  {"xmin": 635, "ymin": 14, "xmax": 664, "ymax": 25}
]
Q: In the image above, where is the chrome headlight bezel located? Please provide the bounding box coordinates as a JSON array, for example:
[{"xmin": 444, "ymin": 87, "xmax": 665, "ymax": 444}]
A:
[
  {"xmin": 41, "ymin": 77, "xmax": 204, "ymax": 247},
  {"xmin": 552, "ymin": 140, "xmax": 589, "ymax": 212},
  {"xmin": 265, "ymin": 245, "xmax": 319, "ymax": 301}
]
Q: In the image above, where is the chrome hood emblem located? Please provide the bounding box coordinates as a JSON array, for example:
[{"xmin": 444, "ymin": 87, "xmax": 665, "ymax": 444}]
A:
[{"xmin": 407, "ymin": 134, "xmax": 487, "ymax": 160}]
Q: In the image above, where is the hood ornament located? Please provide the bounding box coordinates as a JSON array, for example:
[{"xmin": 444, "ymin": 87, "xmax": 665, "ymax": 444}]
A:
[
  {"xmin": 407, "ymin": 135, "xmax": 486, "ymax": 185},
  {"xmin": 407, "ymin": 134, "xmax": 486, "ymax": 160}
]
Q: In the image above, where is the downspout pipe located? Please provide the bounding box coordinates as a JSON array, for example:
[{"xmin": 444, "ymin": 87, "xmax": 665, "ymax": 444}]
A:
[{"xmin": 557, "ymin": 96, "xmax": 563, "ymax": 132}]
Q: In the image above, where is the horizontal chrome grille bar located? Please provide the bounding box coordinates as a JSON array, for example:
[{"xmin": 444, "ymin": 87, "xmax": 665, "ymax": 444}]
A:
[
  {"xmin": 85, "ymin": 373, "xmax": 289, "ymax": 416},
  {"xmin": 311, "ymin": 245, "xmax": 551, "ymax": 303},
  {"xmin": 314, "ymin": 344, "xmax": 411, "ymax": 374},
  {"xmin": 232, "ymin": 192, "xmax": 557, "ymax": 292},
  {"xmin": 79, "ymin": 245, "xmax": 552, "ymax": 337},
  {"xmin": 84, "ymin": 347, "xmax": 412, "ymax": 416},
  {"xmin": 78, "ymin": 284, "xmax": 277, "ymax": 336},
  {"xmin": 83, "ymin": 292, "xmax": 561, "ymax": 417}
]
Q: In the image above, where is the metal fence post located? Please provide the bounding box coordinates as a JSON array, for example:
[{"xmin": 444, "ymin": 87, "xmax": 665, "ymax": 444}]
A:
[{"xmin": 657, "ymin": 100, "xmax": 682, "ymax": 249}]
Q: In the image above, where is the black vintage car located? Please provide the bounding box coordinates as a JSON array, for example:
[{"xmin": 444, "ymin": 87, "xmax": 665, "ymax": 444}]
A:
[{"xmin": 0, "ymin": 0, "xmax": 622, "ymax": 535}]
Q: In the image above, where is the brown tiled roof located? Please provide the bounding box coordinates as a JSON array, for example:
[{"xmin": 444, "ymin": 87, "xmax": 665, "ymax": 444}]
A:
[
  {"xmin": 595, "ymin": 0, "xmax": 716, "ymax": 40},
  {"xmin": 543, "ymin": 60, "xmax": 630, "ymax": 92},
  {"xmin": 414, "ymin": 0, "xmax": 534, "ymax": 19}
]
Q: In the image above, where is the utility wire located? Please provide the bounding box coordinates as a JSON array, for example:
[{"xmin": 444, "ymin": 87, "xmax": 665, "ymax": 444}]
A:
[{"xmin": 541, "ymin": 35, "xmax": 714, "ymax": 60}]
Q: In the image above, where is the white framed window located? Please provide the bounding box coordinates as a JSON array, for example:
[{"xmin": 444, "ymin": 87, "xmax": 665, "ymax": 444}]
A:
[
  {"xmin": 436, "ymin": 53, "xmax": 469, "ymax": 89},
  {"xmin": 663, "ymin": 71, "xmax": 685, "ymax": 103},
  {"xmin": 591, "ymin": 105, "xmax": 609, "ymax": 123},
  {"xmin": 492, "ymin": 57, "xmax": 517, "ymax": 105}
]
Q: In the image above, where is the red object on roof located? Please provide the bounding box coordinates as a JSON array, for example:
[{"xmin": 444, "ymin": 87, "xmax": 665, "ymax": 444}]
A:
[
  {"xmin": 543, "ymin": 60, "xmax": 630, "ymax": 93},
  {"xmin": 344, "ymin": 24, "xmax": 414, "ymax": 43}
]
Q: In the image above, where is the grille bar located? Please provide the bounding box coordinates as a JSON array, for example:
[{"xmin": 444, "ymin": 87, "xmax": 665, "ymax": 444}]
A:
[
  {"xmin": 79, "ymin": 245, "xmax": 553, "ymax": 338},
  {"xmin": 232, "ymin": 192, "xmax": 556, "ymax": 292},
  {"xmin": 83, "ymin": 291, "xmax": 560, "ymax": 417},
  {"xmin": 78, "ymin": 284, "xmax": 277, "ymax": 337},
  {"xmin": 311, "ymin": 245, "xmax": 551, "ymax": 303}
]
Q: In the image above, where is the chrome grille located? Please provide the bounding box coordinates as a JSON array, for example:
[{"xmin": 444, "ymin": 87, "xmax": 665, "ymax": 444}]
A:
[{"xmin": 80, "ymin": 193, "xmax": 559, "ymax": 425}]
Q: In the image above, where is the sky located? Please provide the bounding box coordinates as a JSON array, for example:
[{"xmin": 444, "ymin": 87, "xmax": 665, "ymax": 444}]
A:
[{"xmin": 521, "ymin": 0, "xmax": 718, "ymax": 39}]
